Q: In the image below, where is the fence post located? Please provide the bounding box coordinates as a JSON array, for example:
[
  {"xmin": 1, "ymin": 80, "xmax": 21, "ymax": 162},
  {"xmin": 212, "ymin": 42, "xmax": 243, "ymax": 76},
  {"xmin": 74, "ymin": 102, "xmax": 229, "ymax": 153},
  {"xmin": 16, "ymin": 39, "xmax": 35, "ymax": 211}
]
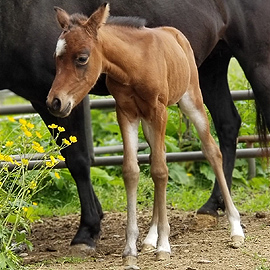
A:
[{"xmin": 82, "ymin": 96, "xmax": 95, "ymax": 163}]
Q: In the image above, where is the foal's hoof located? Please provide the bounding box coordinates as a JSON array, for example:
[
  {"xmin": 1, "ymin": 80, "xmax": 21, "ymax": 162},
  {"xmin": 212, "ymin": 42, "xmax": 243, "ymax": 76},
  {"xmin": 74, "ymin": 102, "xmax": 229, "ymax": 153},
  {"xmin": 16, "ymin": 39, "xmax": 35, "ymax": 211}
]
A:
[
  {"xmin": 70, "ymin": 244, "xmax": 96, "ymax": 257},
  {"xmin": 156, "ymin": 251, "xmax": 170, "ymax": 261},
  {"xmin": 123, "ymin": 256, "xmax": 139, "ymax": 270},
  {"xmin": 141, "ymin": 244, "xmax": 155, "ymax": 253},
  {"xmin": 231, "ymin": 235, "xmax": 245, "ymax": 249},
  {"xmin": 124, "ymin": 265, "xmax": 140, "ymax": 270}
]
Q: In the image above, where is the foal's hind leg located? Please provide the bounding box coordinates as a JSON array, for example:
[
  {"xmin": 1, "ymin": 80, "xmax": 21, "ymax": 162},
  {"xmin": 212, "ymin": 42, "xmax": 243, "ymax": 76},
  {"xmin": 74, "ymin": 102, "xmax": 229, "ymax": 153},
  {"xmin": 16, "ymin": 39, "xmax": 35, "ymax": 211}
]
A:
[
  {"xmin": 198, "ymin": 48, "xmax": 241, "ymax": 217},
  {"xmin": 178, "ymin": 92, "xmax": 244, "ymax": 247}
]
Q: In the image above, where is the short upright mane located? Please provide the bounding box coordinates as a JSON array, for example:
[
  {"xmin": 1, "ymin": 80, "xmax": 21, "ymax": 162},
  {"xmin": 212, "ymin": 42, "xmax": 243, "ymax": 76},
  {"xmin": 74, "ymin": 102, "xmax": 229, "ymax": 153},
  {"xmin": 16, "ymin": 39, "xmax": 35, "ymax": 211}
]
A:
[
  {"xmin": 106, "ymin": 16, "xmax": 146, "ymax": 28},
  {"xmin": 65, "ymin": 14, "xmax": 146, "ymax": 30},
  {"xmin": 69, "ymin": 13, "xmax": 88, "ymax": 26}
]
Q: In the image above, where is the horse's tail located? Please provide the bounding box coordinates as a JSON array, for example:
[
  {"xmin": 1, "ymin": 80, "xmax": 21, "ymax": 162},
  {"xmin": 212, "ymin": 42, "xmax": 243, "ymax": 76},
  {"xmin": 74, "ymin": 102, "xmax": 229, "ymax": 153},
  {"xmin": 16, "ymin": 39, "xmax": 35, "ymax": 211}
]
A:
[{"xmin": 255, "ymin": 99, "xmax": 269, "ymax": 158}]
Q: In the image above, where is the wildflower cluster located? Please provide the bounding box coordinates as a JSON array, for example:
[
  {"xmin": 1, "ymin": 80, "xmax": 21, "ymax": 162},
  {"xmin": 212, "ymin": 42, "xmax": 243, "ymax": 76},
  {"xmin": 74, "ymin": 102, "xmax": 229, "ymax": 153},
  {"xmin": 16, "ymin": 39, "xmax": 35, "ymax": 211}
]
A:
[{"xmin": 0, "ymin": 117, "xmax": 77, "ymax": 269}]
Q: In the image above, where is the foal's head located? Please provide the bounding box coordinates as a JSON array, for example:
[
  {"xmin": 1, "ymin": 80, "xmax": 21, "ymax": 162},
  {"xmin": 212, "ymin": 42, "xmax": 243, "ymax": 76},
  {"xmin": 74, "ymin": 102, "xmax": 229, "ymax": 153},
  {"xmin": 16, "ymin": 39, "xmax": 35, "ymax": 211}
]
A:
[{"xmin": 46, "ymin": 3, "xmax": 110, "ymax": 118}]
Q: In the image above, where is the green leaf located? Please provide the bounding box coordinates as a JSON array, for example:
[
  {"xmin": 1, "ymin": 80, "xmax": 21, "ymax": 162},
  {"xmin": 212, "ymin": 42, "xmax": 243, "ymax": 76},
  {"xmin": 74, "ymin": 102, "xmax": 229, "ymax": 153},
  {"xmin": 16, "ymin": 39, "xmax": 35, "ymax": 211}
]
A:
[
  {"xmin": 168, "ymin": 163, "xmax": 191, "ymax": 186},
  {"xmin": 199, "ymin": 164, "xmax": 215, "ymax": 183},
  {"xmin": 0, "ymin": 253, "xmax": 7, "ymax": 269},
  {"xmin": 6, "ymin": 214, "xmax": 17, "ymax": 224}
]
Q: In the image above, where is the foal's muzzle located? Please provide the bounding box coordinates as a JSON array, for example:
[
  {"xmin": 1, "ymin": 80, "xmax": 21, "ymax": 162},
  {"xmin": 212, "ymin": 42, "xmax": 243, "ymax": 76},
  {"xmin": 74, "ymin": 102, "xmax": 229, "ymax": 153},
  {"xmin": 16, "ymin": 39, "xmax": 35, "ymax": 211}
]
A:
[{"xmin": 46, "ymin": 97, "xmax": 72, "ymax": 118}]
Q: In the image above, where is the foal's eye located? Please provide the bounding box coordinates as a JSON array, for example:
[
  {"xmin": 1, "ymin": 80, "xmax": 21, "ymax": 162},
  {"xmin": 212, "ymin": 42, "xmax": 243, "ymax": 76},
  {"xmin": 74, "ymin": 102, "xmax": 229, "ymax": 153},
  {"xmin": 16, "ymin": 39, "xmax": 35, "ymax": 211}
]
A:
[{"xmin": 76, "ymin": 54, "xmax": 89, "ymax": 66}]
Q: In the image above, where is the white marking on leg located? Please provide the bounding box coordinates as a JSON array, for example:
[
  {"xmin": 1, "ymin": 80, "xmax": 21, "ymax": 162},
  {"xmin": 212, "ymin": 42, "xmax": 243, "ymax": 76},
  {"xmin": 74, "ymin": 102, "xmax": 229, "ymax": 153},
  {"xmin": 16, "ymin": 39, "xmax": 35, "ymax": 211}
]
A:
[
  {"xmin": 157, "ymin": 234, "xmax": 171, "ymax": 254},
  {"xmin": 227, "ymin": 203, "xmax": 245, "ymax": 238},
  {"xmin": 122, "ymin": 121, "xmax": 140, "ymax": 258},
  {"xmin": 143, "ymin": 223, "xmax": 158, "ymax": 249},
  {"xmin": 178, "ymin": 92, "xmax": 207, "ymax": 133},
  {"xmin": 55, "ymin": 38, "xmax": 67, "ymax": 57}
]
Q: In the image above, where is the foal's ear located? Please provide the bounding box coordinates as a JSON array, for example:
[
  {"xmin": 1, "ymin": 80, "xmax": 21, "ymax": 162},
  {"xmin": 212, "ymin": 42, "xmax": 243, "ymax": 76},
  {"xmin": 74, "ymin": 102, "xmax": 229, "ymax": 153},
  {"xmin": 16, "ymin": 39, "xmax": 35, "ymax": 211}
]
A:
[
  {"xmin": 84, "ymin": 3, "xmax": 110, "ymax": 35},
  {"xmin": 54, "ymin": 7, "xmax": 70, "ymax": 29}
]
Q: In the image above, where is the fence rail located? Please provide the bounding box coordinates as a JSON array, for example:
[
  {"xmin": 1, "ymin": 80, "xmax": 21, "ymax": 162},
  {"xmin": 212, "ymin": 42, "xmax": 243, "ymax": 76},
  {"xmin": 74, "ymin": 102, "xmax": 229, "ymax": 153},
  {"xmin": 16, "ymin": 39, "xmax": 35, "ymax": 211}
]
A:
[{"xmin": 0, "ymin": 89, "xmax": 255, "ymax": 115}]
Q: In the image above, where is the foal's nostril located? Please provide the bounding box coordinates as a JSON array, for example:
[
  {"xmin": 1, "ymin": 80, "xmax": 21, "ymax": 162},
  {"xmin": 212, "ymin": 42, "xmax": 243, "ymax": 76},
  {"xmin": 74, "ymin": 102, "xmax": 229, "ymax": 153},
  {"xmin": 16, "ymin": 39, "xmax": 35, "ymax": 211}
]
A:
[{"xmin": 52, "ymin": 98, "xmax": 61, "ymax": 112}]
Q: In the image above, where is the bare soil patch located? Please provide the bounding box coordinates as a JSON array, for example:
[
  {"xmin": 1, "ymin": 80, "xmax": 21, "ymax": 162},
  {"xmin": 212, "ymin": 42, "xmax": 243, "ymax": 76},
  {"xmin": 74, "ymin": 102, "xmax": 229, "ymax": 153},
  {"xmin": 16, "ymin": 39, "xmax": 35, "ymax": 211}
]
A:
[{"xmin": 24, "ymin": 210, "xmax": 270, "ymax": 270}]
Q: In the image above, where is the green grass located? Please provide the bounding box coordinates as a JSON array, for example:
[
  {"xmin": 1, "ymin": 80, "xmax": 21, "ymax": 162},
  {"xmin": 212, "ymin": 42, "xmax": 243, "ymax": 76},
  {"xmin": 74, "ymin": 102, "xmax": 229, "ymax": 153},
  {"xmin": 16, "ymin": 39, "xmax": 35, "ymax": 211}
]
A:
[{"xmin": 33, "ymin": 172, "xmax": 270, "ymax": 217}]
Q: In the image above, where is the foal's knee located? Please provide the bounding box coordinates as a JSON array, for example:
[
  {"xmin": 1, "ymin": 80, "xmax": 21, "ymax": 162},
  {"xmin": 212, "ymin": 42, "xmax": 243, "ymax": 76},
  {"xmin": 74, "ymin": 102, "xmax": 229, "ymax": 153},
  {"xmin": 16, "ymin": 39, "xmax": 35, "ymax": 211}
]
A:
[
  {"xmin": 122, "ymin": 162, "xmax": 140, "ymax": 183},
  {"xmin": 150, "ymin": 163, "xmax": 168, "ymax": 185}
]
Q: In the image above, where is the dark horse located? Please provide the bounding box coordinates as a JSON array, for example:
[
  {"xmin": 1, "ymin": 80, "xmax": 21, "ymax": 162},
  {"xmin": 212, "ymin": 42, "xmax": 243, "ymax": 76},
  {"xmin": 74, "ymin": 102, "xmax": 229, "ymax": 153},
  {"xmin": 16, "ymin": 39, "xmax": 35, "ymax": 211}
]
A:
[{"xmin": 1, "ymin": 0, "xmax": 269, "ymax": 250}]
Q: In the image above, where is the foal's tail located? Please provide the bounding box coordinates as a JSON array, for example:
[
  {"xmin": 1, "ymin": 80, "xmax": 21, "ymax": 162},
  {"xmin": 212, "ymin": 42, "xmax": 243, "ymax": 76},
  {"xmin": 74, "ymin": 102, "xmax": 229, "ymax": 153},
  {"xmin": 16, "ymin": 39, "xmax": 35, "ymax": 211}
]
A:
[{"xmin": 256, "ymin": 100, "xmax": 269, "ymax": 158}]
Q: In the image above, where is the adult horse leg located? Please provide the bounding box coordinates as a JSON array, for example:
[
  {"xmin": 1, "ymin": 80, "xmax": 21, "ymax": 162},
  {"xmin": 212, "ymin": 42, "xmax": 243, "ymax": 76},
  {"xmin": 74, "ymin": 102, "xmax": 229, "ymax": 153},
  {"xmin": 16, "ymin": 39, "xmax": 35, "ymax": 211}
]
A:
[
  {"xmin": 197, "ymin": 43, "xmax": 241, "ymax": 217},
  {"xmin": 31, "ymin": 97, "xmax": 103, "ymax": 252},
  {"xmin": 179, "ymin": 90, "xmax": 244, "ymax": 247},
  {"xmin": 238, "ymin": 59, "xmax": 270, "ymax": 138}
]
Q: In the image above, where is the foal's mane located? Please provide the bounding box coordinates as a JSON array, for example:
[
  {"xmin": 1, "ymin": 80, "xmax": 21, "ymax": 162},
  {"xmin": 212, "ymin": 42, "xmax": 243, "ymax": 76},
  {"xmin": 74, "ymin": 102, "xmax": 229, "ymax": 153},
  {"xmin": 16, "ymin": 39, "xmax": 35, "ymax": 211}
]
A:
[
  {"xmin": 67, "ymin": 13, "xmax": 146, "ymax": 29},
  {"xmin": 106, "ymin": 16, "xmax": 146, "ymax": 28}
]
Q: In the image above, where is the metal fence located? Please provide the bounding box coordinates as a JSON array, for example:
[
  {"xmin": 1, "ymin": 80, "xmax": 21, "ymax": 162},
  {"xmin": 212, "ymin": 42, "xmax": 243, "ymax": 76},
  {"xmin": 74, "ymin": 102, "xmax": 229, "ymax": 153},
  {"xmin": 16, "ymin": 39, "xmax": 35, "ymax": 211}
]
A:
[{"xmin": 0, "ymin": 89, "xmax": 269, "ymax": 176}]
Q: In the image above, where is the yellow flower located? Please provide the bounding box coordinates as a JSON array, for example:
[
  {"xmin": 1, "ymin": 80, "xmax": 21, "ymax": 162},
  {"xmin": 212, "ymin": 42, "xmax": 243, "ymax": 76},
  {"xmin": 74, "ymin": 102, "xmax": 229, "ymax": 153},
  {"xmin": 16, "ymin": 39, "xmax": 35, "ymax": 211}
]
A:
[
  {"xmin": 3, "ymin": 155, "xmax": 14, "ymax": 164},
  {"xmin": 29, "ymin": 180, "xmax": 37, "ymax": 190},
  {"xmin": 19, "ymin": 118, "xmax": 27, "ymax": 125},
  {"xmin": 32, "ymin": 142, "xmax": 45, "ymax": 153},
  {"xmin": 33, "ymin": 202, "xmax": 38, "ymax": 206},
  {"xmin": 57, "ymin": 155, "xmax": 65, "ymax": 161},
  {"xmin": 62, "ymin": 138, "xmax": 71, "ymax": 146},
  {"xmin": 22, "ymin": 207, "xmax": 28, "ymax": 212},
  {"xmin": 14, "ymin": 161, "xmax": 21, "ymax": 166},
  {"xmin": 21, "ymin": 125, "xmax": 32, "ymax": 137},
  {"xmin": 5, "ymin": 141, "xmax": 14, "ymax": 147},
  {"xmin": 22, "ymin": 159, "xmax": 29, "ymax": 165},
  {"xmin": 48, "ymin": 124, "xmax": 58, "ymax": 129},
  {"xmin": 46, "ymin": 161, "xmax": 53, "ymax": 167},
  {"xmin": 32, "ymin": 141, "xmax": 40, "ymax": 147},
  {"xmin": 37, "ymin": 146, "xmax": 45, "ymax": 153},
  {"xmin": 25, "ymin": 130, "xmax": 32, "ymax": 137},
  {"xmin": 0, "ymin": 153, "xmax": 4, "ymax": 161},
  {"xmin": 35, "ymin": 131, "xmax": 42, "ymax": 139},
  {"xmin": 54, "ymin": 172, "xmax": 61, "ymax": 179},
  {"xmin": 187, "ymin": 173, "xmax": 193, "ymax": 177},
  {"xmin": 58, "ymin": 126, "xmax": 65, "ymax": 132},
  {"xmin": 27, "ymin": 122, "xmax": 34, "ymax": 129},
  {"xmin": 50, "ymin": 155, "xmax": 56, "ymax": 165},
  {"xmin": 69, "ymin": 136, "xmax": 77, "ymax": 143},
  {"xmin": 7, "ymin": 116, "xmax": 15, "ymax": 122}
]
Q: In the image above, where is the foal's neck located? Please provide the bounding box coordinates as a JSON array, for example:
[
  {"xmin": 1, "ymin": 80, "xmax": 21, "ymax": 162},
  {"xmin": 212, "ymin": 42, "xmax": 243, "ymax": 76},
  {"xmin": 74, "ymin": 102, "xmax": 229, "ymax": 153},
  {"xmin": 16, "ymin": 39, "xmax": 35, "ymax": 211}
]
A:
[{"xmin": 99, "ymin": 25, "xmax": 144, "ymax": 85}]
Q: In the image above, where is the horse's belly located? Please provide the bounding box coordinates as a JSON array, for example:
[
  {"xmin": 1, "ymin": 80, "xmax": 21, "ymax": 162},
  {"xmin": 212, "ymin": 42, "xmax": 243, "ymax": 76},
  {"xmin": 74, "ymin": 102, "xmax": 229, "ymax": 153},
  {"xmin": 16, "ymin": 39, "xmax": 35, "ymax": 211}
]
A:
[{"xmin": 167, "ymin": 57, "xmax": 191, "ymax": 106}]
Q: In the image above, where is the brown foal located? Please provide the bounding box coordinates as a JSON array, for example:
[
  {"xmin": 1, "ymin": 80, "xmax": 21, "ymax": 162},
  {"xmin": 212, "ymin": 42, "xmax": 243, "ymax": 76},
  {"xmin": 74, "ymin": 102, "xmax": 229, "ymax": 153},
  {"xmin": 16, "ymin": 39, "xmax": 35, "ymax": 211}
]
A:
[{"xmin": 46, "ymin": 3, "xmax": 244, "ymax": 267}]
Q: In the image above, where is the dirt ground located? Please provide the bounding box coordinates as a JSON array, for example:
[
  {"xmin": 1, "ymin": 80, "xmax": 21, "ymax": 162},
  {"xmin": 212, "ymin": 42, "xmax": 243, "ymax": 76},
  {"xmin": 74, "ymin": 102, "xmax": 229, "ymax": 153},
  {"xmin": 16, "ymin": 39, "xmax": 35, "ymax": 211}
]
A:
[{"xmin": 23, "ymin": 209, "xmax": 270, "ymax": 270}]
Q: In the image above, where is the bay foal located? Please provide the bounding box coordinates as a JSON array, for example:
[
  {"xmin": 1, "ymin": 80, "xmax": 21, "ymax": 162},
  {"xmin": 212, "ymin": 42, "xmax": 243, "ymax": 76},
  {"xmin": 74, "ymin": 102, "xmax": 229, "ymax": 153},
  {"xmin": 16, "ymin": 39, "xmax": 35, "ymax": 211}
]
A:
[{"xmin": 46, "ymin": 3, "xmax": 244, "ymax": 266}]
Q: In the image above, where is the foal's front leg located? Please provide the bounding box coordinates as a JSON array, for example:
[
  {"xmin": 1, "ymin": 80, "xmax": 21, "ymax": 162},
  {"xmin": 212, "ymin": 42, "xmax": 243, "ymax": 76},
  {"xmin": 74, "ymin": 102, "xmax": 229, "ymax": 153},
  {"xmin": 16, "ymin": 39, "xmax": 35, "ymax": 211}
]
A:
[
  {"xmin": 141, "ymin": 105, "xmax": 171, "ymax": 261},
  {"xmin": 116, "ymin": 106, "xmax": 140, "ymax": 267}
]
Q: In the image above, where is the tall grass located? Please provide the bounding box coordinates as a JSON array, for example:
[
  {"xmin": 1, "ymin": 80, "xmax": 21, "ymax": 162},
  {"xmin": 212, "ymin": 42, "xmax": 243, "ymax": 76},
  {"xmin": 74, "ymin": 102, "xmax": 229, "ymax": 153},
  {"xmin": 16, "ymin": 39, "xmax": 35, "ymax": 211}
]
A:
[{"xmin": 0, "ymin": 116, "xmax": 77, "ymax": 269}]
